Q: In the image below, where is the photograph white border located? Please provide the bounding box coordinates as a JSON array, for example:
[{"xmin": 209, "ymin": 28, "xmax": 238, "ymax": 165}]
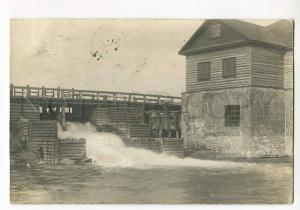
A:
[{"xmin": 0, "ymin": 0, "xmax": 299, "ymax": 209}]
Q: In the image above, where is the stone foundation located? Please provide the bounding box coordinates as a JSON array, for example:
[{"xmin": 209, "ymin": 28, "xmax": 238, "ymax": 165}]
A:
[{"xmin": 182, "ymin": 87, "xmax": 289, "ymax": 157}]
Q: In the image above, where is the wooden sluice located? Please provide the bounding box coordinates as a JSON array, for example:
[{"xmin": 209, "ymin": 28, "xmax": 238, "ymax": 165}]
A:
[{"xmin": 10, "ymin": 84, "xmax": 184, "ymax": 160}]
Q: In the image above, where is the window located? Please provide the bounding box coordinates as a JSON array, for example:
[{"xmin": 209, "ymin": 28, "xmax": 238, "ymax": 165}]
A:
[
  {"xmin": 225, "ymin": 105, "xmax": 240, "ymax": 127},
  {"xmin": 198, "ymin": 62, "xmax": 210, "ymax": 81},
  {"xmin": 210, "ymin": 24, "xmax": 221, "ymax": 39},
  {"xmin": 223, "ymin": 57, "xmax": 236, "ymax": 78}
]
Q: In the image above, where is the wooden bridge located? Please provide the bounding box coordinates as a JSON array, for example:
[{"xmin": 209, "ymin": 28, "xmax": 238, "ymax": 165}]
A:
[{"xmin": 10, "ymin": 84, "xmax": 181, "ymax": 105}]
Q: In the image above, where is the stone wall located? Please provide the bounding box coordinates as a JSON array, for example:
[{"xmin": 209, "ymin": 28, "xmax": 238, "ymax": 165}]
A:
[
  {"xmin": 250, "ymin": 87, "xmax": 286, "ymax": 156},
  {"xmin": 284, "ymin": 89, "xmax": 293, "ymax": 156},
  {"xmin": 182, "ymin": 87, "xmax": 288, "ymax": 157}
]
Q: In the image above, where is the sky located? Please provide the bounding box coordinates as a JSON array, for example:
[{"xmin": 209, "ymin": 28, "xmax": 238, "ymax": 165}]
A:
[{"xmin": 11, "ymin": 19, "xmax": 277, "ymax": 97}]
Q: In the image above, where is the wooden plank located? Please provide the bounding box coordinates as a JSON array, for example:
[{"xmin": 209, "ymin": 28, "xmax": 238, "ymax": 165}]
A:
[
  {"xmin": 251, "ymin": 46, "xmax": 284, "ymax": 88},
  {"xmin": 186, "ymin": 46, "xmax": 251, "ymax": 92}
]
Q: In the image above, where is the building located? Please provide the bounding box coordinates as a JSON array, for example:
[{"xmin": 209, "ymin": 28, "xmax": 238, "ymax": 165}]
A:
[{"xmin": 179, "ymin": 19, "xmax": 293, "ymax": 157}]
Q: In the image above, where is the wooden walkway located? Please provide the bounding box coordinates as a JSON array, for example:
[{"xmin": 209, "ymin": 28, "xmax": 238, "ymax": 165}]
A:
[{"xmin": 10, "ymin": 85, "xmax": 181, "ymax": 105}]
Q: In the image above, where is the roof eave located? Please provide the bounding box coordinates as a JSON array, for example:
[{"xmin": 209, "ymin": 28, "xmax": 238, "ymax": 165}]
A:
[
  {"xmin": 178, "ymin": 40, "xmax": 250, "ymax": 55},
  {"xmin": 178, "ymin": 40, "xmax": 291, "ymax": 56}
]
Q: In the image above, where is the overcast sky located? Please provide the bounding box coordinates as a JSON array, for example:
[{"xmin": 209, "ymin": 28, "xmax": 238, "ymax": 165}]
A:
[{"xmin": 11, "ymin": 19, "xmax": 277, "ymax": 97}]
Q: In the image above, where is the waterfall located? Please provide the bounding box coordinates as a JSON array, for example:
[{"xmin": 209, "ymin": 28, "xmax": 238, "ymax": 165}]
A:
[{"xmin": 58, "ymin": 122, "xmax": 246, "ymax": 168}]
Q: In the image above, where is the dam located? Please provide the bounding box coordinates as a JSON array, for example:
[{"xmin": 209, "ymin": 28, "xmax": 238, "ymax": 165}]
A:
[{"xmin": 10, "ymin": 84, "xmax": 184, "ymax": 164}]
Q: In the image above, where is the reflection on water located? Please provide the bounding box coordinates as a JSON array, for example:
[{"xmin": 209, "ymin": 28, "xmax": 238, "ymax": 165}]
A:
[{"xmin": 11, "ymin": 160, "xmax": 293, "ymax": 204}]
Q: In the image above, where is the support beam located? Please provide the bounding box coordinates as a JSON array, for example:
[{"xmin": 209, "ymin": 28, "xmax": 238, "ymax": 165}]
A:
[{"xmin": 61, "ymin": 102, "xmax": 66, "ymax": 130}]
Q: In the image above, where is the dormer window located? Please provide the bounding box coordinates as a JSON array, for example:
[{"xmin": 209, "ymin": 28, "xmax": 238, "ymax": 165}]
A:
[{"xmin": 210, "ymin": 24, "xmax": 221, "ymax": 39}]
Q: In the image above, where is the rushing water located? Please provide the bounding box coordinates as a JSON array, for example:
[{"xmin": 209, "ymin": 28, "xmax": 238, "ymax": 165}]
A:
[{"xmin": 10, "ymin": 122, "xmax": 293, "ymax": 204}]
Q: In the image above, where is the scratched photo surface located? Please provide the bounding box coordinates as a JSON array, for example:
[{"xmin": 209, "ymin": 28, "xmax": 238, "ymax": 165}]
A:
[{"xmin": 10, "ymin": 19, "xmax": 293, "ymax": 204}]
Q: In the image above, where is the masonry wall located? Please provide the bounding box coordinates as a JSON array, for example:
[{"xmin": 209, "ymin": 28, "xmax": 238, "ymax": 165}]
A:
[
  {"xmin": 182, "ymin": 87, "xmax": 286, "ymax": 157},
  {"xmin": 250, "ymin": 87, "xmax": 286, "ymax": 156},
  {"xmin": 284, "ymin": 90, "xmax": 293, "ymax": 156}
]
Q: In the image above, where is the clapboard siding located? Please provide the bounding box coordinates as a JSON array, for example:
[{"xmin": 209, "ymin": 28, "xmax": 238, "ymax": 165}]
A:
[
  {"xmin": 186, "ymin": 46, "xmax": 251, "ymax": 92},
  {"xmin": 251, "ymin": 46, "xmax": 284, "ymax": 88},
  {"xmin": 284, "ymin": 50, "xmax": 293, "ymax": 89}
]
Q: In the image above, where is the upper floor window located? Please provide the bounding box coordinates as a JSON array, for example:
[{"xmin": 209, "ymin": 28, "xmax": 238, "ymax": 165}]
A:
[
  {"xmin": 223, "ymin": 57, "xmax": 236, "ymax": 78},
  {"xmin": 198, "ymin": 62, "xmax": 210, "ymax": 81},
  {"xmin": 210, "ymin": 24, "xmax": 221, "ymax": 39}
]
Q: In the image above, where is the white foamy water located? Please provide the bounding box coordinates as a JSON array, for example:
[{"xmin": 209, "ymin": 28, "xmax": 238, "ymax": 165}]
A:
[{"xmin": 58, "ymin": 122, "xmax": 248, "ymax": 168}]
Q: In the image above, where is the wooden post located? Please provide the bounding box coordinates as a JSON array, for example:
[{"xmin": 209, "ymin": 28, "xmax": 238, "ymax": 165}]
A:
[
  {"xmin": 157, "ymin": 112, "xmax": 161, "ymax": 137},
  {"xmin": 128, "ymin": 94, "xmax": 132, "ymax": 103},
  {"xmin": 97, "ymin": 92, "xmax": 100, "ymax": 101},
  {"xmin": 113, "ymin": 93, "xmax": 117, "ymax": 102},
  {"xmin": 149, "ymin": 111, "xmax": 153, "ymax": 135},
  {"xmin": 167, "ymin": 112, "xmax": 171, "ymax": 137},
  {"xmin": 42, "ymin": 86, "xmax": 45, "ymax": 98},
  {"xmin": 79, "ymin": 91, "xmax": 82, "ymax": 100},
  {"xmin": 61, "ymin": 89, "xmax": 64, "ymax": 99},
  {"xmin": 61, "ymin": 102, "xmax": 66, "ymax": 130},
  {"xmin": 141, "ymin": 108, "xmax": 145, "ymax": 124},
  {"xmin": 159, "ymin": 128, "xmax": 162, "ymax": 138},
  {"xmin": 28, "ymin": 120, "xmax": 32, "ymax": 152},
  {"xmin": 26, "ymin": 85, "xmax": 30, "ymax": 97},
  {"xmin": 10, "ymin": 84, "xmax": 14, "ymax": 96},
  {"xmin": 72, "ymin": 88, "xmax": 75, "ymax": 99},
  {"xmin": 57, "ymin": 87, "xmax": 61, "ymax": 98}
]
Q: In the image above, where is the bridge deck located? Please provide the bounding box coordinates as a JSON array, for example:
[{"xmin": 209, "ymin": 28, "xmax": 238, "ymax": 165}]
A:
[{"xmin": 10, "ymin": 85, "xmax": 181, "ymax": 105}]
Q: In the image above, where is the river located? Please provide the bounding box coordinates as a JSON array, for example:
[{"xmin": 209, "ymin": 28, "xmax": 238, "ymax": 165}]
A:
[{"xmin": 10, "ymin": 122, "xmax": 293, "ymax": 204}]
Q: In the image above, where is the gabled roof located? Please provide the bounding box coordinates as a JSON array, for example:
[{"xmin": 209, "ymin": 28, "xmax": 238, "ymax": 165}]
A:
[{"xmin": 179, "ymin": 19, "xmax": 293, "ymax": 55}]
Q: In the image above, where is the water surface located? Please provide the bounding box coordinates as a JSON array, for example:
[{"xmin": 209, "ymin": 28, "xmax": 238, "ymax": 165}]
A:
[
  {"xmin": 10, "ymin": 160, "xmax": 293, "ymax": 204},
  {"xmin": 10, "ymin": 122, "xmax": 293, "ymax": 204}
]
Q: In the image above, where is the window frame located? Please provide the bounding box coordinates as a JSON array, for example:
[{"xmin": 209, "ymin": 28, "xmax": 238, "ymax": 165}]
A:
[
  {"xmin": 210, "ymin": 23, "xmax": 221, "ymax": 39},
  {"xmin": 197, "ymin": 61, "xmax": 211, "ymax": 81},
  {"xmin": 224, "ymin": 105, "xmax": 240, "ymax": 127},
  {"xmin": 222, "ymin": 57, "xmax": 237, "ymax": 78}
]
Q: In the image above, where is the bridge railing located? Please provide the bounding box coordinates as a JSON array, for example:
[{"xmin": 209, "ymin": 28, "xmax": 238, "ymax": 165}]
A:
[{"xmin": 10, "ymin": 84, "xmax": 182, "ymax": 105}]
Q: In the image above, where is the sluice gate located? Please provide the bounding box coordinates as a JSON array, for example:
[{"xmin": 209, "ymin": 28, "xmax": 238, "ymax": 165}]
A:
[{"xmin": 10, "ymin": 85, "xmax": 184, "ymax": 163}]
